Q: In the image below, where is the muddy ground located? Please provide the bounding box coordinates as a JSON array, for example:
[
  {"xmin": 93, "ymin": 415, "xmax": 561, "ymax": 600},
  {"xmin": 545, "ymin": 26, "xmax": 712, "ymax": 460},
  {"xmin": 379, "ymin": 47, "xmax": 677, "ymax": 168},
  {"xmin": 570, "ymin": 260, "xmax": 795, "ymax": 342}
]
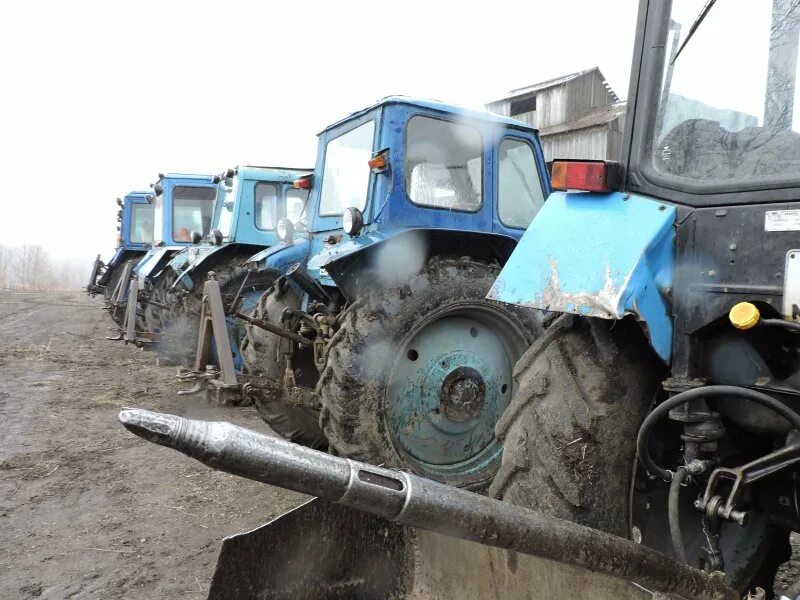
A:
[
  {"xmin": 0, "ymin": 292, "xmax": 305, "ymax": 599},
  {"xmin": 3, "ymin": 291, "xmax": 800, "ymax": 599}
]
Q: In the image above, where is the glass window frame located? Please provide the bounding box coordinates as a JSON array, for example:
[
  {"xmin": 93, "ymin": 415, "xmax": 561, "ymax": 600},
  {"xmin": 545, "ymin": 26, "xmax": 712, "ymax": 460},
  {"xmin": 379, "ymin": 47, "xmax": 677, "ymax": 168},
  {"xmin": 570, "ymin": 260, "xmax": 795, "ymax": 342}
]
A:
[
  {"xmin": 496, "ymin": 136, "xmax": 547, "ymax": 230},
  {"xmin": 171, "ymin": 185, "xmax": 218, "ymax": 240},
  {"xmin": 403, "ymin": 114, "xmax": 485, "ymax": 214},
  {"xmin": 129, "ymin": 202, "xmax": 155, "ymax": 244},
  {"xmin": 626, "ymin": 0, "xmax": 800, "ymax": 206},
  {"xmin": 253, "ymin": 181, "xmax": 281, "ymax": 231},
  {"xmin": 317, "ymin": 119, "xmax": 377, "ymax": 218}
]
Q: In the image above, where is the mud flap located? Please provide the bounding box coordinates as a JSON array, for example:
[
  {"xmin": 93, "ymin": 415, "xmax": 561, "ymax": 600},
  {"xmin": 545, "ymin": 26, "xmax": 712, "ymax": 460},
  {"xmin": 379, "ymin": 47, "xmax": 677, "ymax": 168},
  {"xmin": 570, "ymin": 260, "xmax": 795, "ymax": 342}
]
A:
[{"xmin": 208, "ymin": 499, "xmax": 685, "ymax": 600}]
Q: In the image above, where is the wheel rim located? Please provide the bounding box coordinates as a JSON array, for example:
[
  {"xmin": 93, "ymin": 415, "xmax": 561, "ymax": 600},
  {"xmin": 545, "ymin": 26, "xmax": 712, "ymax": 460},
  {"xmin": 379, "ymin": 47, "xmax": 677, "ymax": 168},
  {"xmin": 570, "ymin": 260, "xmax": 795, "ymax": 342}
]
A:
[{"xmin": 385, "ymin": 305, "xmax": 529, "ymax": 483}]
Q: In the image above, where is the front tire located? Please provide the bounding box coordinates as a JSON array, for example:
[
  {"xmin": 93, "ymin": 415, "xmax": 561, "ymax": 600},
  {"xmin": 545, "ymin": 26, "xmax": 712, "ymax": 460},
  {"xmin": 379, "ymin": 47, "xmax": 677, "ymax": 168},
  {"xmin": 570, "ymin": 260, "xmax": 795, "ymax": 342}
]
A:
[{"xmin": 318, "ymin": 257, "xmax": 542, "ymax": 488}]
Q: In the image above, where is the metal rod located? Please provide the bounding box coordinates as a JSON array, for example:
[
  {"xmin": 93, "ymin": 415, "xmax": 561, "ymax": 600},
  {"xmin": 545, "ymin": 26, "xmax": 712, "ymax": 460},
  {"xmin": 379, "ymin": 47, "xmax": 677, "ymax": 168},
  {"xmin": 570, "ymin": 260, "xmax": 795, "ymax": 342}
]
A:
[
  {"xmin": 118, "ymin": 409, "xmax": 736, "ymax": 600},
  {"xmin": 234, "ymin": 311, "xmax": 314, "ymax": 346}
]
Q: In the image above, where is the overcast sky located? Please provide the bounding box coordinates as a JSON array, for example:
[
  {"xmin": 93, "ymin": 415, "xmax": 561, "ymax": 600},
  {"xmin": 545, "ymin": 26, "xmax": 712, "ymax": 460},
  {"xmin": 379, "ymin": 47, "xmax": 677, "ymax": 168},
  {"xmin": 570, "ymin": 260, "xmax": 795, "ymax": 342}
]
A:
[{"xmin": 0, "ymin": 0, "xmax": 639, "ymax": 263}]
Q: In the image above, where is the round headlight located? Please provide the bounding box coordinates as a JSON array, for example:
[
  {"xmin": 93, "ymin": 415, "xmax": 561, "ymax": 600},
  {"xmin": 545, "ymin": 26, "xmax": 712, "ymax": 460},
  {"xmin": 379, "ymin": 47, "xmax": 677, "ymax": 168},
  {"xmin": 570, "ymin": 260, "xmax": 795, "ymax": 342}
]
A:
[
  {"xmin": 342, "ymin": 207, "xmax": 364, "ymax": 236},
  {"xmin": 277, "ymin": 218, "xmax": 294, "ymax": 243}
]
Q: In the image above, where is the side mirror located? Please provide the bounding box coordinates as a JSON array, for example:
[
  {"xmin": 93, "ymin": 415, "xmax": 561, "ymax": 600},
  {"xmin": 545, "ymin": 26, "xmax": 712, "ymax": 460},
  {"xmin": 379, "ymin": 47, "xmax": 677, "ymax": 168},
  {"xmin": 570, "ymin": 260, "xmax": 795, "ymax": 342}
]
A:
[
  {"xmin": 191, "ymin": 230, "xmax": 203, "ymax": 244},
  {"xmin": 212, "ymin": 229, "xmax": 223, "ymax": 246},
  {"xmin": 116, "ymin": 197, "xmax": 123, "ymax": 207},
  {"xmin": 153, "ymin": 183, "xmax": 164, "ymax": 196}
]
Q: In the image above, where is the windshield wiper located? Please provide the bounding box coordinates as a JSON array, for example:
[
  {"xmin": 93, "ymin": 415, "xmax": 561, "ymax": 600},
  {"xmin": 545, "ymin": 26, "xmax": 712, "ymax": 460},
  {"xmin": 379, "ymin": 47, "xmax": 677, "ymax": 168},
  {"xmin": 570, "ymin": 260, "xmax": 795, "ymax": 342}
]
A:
[{"xmin": 671, "ymin": 0, "xmax": 718, "ymax": 65}]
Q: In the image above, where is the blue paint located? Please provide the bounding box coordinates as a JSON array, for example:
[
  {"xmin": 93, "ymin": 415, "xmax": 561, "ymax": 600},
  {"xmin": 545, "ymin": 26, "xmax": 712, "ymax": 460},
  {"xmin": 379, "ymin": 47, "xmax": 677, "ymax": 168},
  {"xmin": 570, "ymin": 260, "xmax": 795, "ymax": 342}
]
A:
[
  {"xmin": 489, "ymin": 191, "xmax": 676, "ymax": 361},
  {"xmin": 154, "ymin": 173, "xmax": 224, "ymax": 247},
  {"xmin": 169, "ymin": 166, "xmax": 312, "ymax": 292},
  {"xmin": 253, "ymin": 96, "xmax": 551, "ymax": 287}
]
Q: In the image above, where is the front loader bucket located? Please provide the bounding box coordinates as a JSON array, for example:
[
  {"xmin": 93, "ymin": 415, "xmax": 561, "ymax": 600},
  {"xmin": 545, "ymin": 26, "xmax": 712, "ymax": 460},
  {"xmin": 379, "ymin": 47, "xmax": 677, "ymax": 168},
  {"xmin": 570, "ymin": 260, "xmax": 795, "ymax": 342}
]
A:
[{"xmin": 209, "ymin": 499, "xmax": 689, "ymax": 600}]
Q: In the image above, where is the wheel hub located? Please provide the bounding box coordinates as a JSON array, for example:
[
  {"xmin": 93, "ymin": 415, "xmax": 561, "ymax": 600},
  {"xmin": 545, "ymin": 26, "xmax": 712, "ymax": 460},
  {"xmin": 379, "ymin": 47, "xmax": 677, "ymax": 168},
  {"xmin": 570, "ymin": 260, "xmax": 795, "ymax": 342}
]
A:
[
  {"xmin": 385, "ymin": 315, "xmax": 514, "ymax": 473},
  {"xmin": 440, "ymin": 367, "xmax": 486, "ymax": 422}
]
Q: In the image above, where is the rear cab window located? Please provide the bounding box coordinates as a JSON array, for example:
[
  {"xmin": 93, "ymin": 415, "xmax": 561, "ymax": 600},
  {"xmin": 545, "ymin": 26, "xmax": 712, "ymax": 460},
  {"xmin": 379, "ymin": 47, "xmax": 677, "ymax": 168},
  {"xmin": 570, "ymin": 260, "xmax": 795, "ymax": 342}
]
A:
[
  {"xmin": 497, "ymin": 138, "xmax": 546, "ymax": 229},
  {"xmin": 129, "ymin": 203, "xmax": 154, "ymax": 244},
  {"xmin": 255, "ymin": 183, "xmax": 279, "ymax": 230},
  {"xmin": 286, "ymin": 187, "xmax": 309, "ymax": 223},
  {"xmin": 172, "ymin": 186, "xmax": 217, "ymax": 242},
  {"xmin": 405, "ymin": 115, "xmax": 483, "ymax": 212}
]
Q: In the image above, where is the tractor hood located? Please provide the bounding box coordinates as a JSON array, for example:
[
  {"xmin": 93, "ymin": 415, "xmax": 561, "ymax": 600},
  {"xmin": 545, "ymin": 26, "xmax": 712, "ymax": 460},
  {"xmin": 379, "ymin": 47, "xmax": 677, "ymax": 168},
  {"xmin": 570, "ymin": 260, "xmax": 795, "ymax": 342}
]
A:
[{"xmin": 488, "ymin": 191, "xmax": 676, "ymax": 361}]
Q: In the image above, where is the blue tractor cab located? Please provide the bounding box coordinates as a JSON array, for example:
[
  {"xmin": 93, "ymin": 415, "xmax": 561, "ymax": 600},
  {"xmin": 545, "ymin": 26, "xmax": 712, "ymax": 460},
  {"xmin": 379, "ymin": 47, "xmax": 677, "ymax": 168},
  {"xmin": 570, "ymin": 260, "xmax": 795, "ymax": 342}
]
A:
[
  {"xmin": 489, "ymin": 1, "xmax": 800, "ymax": 595},
  {"xmin": 133, "ymin": 172, "xmax": 224, "ymax": 284},
  {"xmin": 232, "ymin": 96, "xmax": 551, "ymax": 487},
  {"xmin": 141, "ymin": 165, "xmax": 312, "ymax": 361},
  {"xmin": 108, "ymin": 173, "xmax": 223, "ymax": 339},
  {"xmin": 89, "ymin": 191, "xmax": 154, "ymax": 323}
]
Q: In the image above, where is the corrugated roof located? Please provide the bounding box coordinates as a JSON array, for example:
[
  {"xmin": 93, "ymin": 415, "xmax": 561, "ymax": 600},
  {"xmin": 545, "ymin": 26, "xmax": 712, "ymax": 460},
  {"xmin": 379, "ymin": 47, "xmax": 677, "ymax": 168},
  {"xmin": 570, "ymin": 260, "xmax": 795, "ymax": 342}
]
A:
[
  {"xmin": 539, "ymin": 102, "xmax": 627, "ymax": 137},
  {"xmin": 488, "ymin": 67, "xmax": 603, "ymax": 104}
]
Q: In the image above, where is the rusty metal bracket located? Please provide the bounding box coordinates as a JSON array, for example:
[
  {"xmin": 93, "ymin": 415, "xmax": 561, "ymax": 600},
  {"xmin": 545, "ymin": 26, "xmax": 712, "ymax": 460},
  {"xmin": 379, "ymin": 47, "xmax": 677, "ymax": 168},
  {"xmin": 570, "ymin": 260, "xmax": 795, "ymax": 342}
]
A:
[
  {"xmin": 106, "ymin": 260, "xmax": 135, "ymax": 322},
  {"xmin": 122, "ymin": 278, "xmax": 160, "ymax": 347},
  {"xmin": 180, "ymin": 275, "xmax": 241, "ymax": 404}
]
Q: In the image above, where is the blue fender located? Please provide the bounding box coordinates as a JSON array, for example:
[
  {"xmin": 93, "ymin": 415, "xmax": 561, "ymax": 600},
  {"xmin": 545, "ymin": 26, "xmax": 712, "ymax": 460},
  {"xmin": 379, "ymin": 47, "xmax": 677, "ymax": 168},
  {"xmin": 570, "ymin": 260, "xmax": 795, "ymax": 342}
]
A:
[
  {"xmin": 135, "ymin": 247, "xmax": 181, "ymax": 281},
  {"xmin": 169, "ymin": 245, "xmax": 224, "ymax": 292},
  {"xmin": 246, "ymin": 238, "xmax": 310, "ymax": 274},
  {"xmin": 307, "ymin": 228, "xmax": 398, "ymax": 271},
  {"xmin": 488, "ymin": 191, "xmax": 676, "ymax": 362},
  {"xmin": 106, "ymin": 247, "xmax": 129, "ymax": 269}
]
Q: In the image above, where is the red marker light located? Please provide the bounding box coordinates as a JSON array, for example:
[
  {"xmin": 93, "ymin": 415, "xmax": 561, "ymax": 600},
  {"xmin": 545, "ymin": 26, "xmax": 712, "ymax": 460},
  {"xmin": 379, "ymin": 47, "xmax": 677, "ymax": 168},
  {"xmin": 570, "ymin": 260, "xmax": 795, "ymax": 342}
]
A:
[{"xmin": 551, "ymin": 160, "xmax": 620, "ymax": 193}]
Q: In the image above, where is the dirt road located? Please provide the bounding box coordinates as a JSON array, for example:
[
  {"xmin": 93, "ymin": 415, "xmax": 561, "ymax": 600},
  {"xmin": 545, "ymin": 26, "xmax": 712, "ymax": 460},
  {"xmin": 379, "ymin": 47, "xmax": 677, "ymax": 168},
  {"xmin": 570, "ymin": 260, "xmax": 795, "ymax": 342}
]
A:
[{"xmin": 0, "ymin": 291, "xmax": 305, "ymax": 599}]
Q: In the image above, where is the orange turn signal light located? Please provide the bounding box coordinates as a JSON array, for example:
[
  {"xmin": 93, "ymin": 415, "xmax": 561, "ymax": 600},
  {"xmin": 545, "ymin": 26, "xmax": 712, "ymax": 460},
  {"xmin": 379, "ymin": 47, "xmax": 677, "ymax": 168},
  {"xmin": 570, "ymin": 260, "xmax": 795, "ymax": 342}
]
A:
[
  {"xmin": 368, "ymin": 155, "xmax": 386, "ymax": 170},
  {"xmin": 293, "ymin": 175, "xmax": 313, "ymax": 190},
  {"xmin": 368, "ymin": 149, "xmax": 390, "ymax": 173},
  {"xmin": 550, "ymin": 160, "xmax": 621, "ymax": 193}
]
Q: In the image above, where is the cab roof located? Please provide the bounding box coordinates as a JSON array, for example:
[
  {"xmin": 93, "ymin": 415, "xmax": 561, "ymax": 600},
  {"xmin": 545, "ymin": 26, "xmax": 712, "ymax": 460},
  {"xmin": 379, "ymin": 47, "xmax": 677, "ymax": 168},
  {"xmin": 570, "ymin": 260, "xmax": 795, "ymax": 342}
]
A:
[
  {"xmin": 238, "ymin": 165, "xmax": 314, "ymax": 183},
  {"xmin": 157, "ymin": 173, "xmax": 218, "ymax": 184},
  {"xmin": 319, "ymin": 95, "xmax": 537, "ymax": 135}
]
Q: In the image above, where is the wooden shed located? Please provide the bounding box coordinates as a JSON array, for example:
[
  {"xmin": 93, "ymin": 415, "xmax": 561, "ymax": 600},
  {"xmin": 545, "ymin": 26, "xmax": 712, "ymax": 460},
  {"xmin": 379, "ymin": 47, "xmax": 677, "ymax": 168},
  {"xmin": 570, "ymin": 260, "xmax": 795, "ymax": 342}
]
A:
[{"xmin": 485, "ymin": 67, "xmax": 626, "ymax": 161}]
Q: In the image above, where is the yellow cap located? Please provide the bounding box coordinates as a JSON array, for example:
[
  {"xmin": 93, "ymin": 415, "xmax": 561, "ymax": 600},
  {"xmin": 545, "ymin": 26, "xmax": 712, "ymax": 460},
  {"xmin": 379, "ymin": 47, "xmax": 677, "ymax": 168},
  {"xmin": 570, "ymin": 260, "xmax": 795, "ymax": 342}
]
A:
[{"xmin": 729, "ymin": 302, "xmax": 760, "ymax": 330}]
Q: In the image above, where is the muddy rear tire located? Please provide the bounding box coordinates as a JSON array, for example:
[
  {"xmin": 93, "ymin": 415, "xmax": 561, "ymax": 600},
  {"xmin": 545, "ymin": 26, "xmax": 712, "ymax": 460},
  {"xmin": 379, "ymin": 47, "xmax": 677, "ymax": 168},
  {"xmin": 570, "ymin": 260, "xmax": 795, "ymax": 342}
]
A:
[
  {"xmin": 488, "ymin": 314, "xmax": 789, "ymax": 594},
  {"xmin": 317, "ymin": 256, "xmax": 542, "ymax": 488},
  {"xmin": 239, "ymin": 275, "xmax": 327, "ymax": 449}
]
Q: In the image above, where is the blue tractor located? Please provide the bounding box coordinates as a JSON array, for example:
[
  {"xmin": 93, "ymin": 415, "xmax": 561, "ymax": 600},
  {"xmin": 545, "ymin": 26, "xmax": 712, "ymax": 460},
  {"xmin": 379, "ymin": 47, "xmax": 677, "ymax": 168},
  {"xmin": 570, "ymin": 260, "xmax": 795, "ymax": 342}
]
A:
[
  {"xmin": 232, "ymin": 97, "xmax": 551, "ymax": 487},
  {"xmin": 113, "ymin": 173, "xmax": 224, "ymax": 341},
  {"xmin": 488, "ymin": 1, "xmax": 800, "ymax": 595},
  {"xmin": 89, "ymin": 191, "xmax": 154, "ymax": 325},
  {"xmin": 141, "ymin": 165, "xmax": 311, "ymax": 362}
]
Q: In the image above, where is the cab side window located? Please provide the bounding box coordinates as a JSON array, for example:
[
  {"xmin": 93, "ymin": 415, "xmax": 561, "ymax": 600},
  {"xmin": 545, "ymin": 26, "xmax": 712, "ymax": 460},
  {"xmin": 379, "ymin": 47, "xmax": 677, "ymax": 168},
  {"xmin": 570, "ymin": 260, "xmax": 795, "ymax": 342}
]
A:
[{"xmin": 497, "ymin": 138, "xmax": 545, "ymax": 229}]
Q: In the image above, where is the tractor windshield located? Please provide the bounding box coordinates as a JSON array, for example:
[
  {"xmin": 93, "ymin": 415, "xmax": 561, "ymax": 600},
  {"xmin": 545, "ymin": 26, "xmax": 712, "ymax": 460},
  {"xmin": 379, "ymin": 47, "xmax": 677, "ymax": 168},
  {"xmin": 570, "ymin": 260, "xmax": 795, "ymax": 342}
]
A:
[
  {"xmin": 216, "ymin": 176, "xmax": 238, "ymax": 239},
  {"xmin": 652, "ymin": 0, "xmax": 800, "ymax": 186},
  {"xmin": 129, "ymin": 203, "xmax": 154, "ymax": 244},
  {"xmin": 172, "ymin": 186, "xmax": 217, "ymax": 242},
  {"xmin": 319, "ymin": 120, "xmax": 375, "ymax": 216}
]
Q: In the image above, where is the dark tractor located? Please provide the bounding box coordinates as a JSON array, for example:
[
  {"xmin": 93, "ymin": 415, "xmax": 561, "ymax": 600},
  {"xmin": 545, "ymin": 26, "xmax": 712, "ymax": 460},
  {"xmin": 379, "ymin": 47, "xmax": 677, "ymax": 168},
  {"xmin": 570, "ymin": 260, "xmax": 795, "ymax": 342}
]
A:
[
  {"xmin": 139, "ymin": 166, "xmax": 310, "ymax": 364},
  {"xmin": 88, "ymin": 191, "xmax": 154, "ymax": 326},
  {"xmin": 488, "ymin": 1, "xmax": 800, "ymax": 596},
  {"xmin": 233, "ymin": 96, "xmax": 550, "ymax": 488}
]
